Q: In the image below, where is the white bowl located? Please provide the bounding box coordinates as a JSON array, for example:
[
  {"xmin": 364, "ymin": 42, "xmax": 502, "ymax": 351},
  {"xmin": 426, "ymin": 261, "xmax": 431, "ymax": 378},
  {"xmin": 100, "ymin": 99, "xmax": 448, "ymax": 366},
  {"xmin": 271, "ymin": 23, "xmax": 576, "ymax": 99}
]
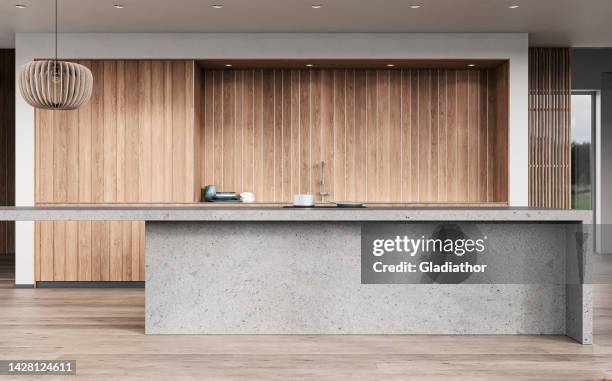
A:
[
  {"xmin": 293, "ymin": 194, "xmax": 314, "ymax": 207},
  {"xmin": 240, "ymin": 192, "xmax": 256, "ymax": 203}
]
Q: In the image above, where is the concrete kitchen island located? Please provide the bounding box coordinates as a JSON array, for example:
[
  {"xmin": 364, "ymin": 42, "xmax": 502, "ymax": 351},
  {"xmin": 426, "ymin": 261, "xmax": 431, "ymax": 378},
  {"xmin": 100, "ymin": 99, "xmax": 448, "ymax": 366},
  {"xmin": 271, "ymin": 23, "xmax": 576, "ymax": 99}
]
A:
[
  {"xmin": 0, "ymin": 207, "xmax": 594, "ymax": 343},
  {"xmin": 138, "ymin": 207, "xmax": 591, "ymax": 343}
]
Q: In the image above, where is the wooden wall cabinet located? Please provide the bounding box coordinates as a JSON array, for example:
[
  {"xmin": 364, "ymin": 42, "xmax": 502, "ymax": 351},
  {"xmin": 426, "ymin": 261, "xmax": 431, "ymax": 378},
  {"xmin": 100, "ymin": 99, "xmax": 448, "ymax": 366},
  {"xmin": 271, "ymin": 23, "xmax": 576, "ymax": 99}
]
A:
[
  {"xmin": 35, "ymin": 60, "xmax": 197, "ymax": 281},
  {"xmin": 198, "ymin": 65, "xmax": 509, "ymax": 203}
]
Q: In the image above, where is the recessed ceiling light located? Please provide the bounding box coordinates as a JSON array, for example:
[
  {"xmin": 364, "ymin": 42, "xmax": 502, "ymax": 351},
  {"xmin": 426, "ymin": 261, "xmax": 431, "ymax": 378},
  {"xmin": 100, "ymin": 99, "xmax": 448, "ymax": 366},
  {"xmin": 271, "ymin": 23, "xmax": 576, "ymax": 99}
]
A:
[
  {"xmin": 15, "ymin": 4, "xmax": 26, "ymax": 8},
  {"xmin": 409, "ymin": 5, "xmax": 421, "ymax": 9},
  {"xmin": 306, "ymin": 64, "xmax": 314, "ymax": 67},
  {"xmin": 467, "ymin": 64, "xmax": 476, "ymax": 67},
  {"xmin": 386, "ymin": 64, "xmax": 395, "ymax": 67},
  {"xmin": 508, "ymin": 4, "xmax": 519, "ymax": 9},
  {"xmin": 311, "ymin": 4, "xmax": 322, "ymax": 9},
  {"xmin": 211, "ymin": 4, "xmax": 223, "ymax": 9},
  {"xmin": 225, "ymin": 64, "xmax": 232, "ymax": 67},
  {"xmin": 113, "ymin": 4, "xmax": 124, "ymax": 9}
]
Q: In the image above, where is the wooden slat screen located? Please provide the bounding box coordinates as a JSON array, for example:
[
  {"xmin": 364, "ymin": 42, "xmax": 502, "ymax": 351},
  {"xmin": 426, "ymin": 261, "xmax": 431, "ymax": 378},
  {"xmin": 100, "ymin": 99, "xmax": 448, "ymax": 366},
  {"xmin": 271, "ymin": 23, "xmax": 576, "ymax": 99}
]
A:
[
  {"xmin": 528, "ymin": 48, "xmax": 571, "ymax": 208},
  {"xmin": 199, "ymin": 67, "xmax": 509, "ymax": 203},
  {"xmin": 0, "ymin": 49, "xmax": 15, "ymax": 255},
  {"xmin": 35, "ymin": 60, "xmax": 197, "ymax": 281}
]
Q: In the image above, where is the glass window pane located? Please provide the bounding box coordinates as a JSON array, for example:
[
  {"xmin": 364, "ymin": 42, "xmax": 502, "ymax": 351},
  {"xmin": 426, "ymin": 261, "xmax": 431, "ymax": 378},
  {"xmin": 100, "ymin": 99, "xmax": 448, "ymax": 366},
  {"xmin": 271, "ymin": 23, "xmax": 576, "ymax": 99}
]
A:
[{"xmin": 571, "ymin": 93, "xmax": 593, "ymax": 210}]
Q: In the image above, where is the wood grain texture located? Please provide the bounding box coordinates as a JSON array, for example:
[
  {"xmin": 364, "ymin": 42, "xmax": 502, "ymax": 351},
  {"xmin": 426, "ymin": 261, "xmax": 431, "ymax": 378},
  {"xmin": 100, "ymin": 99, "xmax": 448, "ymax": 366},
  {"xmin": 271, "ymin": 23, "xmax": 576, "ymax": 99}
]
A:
[
  {"xmin": 1, "ymin": 284, "xmax": 612, "ymax": 380},
  {"xmin": 36, "ymin": 60, "xmax": 196, "ymax": 204},
  {"xmin": 528, "ymin": 49, "xmax": 571, "ymax": 208},
  {"xmin": 199, "ymin": 67, "xmax": 509, "ymax": 203},
  {"xmin": 0, "ymin": 50, "xmax": 15, "ymax": 254},
  {"xmin": 36, "ymin": 220, "xmax": 148, "ymax": 282},
  {"xmin": 35, "ymin": 60, "xmax": 197, "ymax": 281}
]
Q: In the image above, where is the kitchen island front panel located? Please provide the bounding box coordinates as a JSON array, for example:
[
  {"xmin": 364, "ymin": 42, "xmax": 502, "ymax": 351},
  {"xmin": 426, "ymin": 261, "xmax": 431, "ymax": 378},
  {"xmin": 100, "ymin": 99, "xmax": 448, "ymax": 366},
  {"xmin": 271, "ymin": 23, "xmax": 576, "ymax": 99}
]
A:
[{"xmin": 144, "ymin": 218, "xmax": 591, "ymax": 343}]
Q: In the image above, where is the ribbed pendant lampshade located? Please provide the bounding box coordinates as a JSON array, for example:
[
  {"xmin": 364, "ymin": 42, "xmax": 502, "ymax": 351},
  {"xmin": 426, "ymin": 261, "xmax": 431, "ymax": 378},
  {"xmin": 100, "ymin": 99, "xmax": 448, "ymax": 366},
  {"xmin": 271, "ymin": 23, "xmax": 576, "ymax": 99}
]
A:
[
  {"xmin": 18, "ymin": 0, "xmax": 93, "ymax": 110},
  {"xmin": 19, "ymin": 60, "xmax": 93, "ymax": 110}
]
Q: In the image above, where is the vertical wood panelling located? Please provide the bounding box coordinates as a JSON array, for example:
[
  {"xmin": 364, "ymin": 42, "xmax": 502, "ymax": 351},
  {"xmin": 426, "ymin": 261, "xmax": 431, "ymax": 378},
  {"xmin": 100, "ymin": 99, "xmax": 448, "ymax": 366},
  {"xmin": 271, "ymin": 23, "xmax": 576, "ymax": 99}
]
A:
[
  {"xmin": 446, "ymin": 70, "xmax": 458, "ymax": 202},
  {"xmin": 194, "ymin": 65, "xmax": 203, "ymax": 201},
  {"xmin": 528, "ymin": 49, "xmax": 571, "ymax": 208},
  {"xmin": 389, "ymin": 70, "xmax": 401, "ymax": 202},
  {"xmin": 438, "ymin": 70, "xmax": 448, "ymax": 202},
  {"xmin": 91, "ymin": 61, "xmax": 105, "ymax": 203},
  {"xmin": 418, "ymin": 69, "xmax": 431, "ymax": 202},
  {"xmin": 104, "ymin": 61, "xmax": 118, "ymax": 203},
  {"xmin": 0, "ymin": 50, "xmax": 15, "ymax": 254},
  {"xmin": 262, "ymin": 70, "xmax": 275, "ymax": 199},
  {"xmin": 184, "ymin": 61, "xmax": 196, "ymax": 202},
  {"xmin": 299, "ymin": 70, "xmax": 310, "ymax": 194},
  {"xmin": 125, "ymin": 61, "xmax": 140, "ymax": 203},
  {"xmin": 409, "ymin": 70, "xmax": 420, "ymax": 202},
  {"xmin": 494, "ymin": 63, "xmax": 510, "ymax": 203},
  {"xmin": 151, "ymin": 61, "xmax": 165, "ymax": 203},
  {"xmin": 281, "ymin": 71, "xmax": 292, "ymax": 202},
  {"xmin": 290, "ymin": 70, "xmax": 300, "ymax": 197},
  {"xmin": 52, "ymin": 221, "xmax": 65, "ymax": 281},
  {"xmin": 366, "ymin": 70, "xmax": 377, "ymax": 201},
  {"xmin": 139, "ymin": 61, "xmax": 153, "ymax": 203},
  {"xmin": 456, "ymin": 70, "xmax": 469, "ymax": 202},
  {"xmin": 77, "ymin": 221, "xmax": 92, "ymax": 281},
  {"xmin": 345, "ymin": 70, "xmax": 357, "ymax": 201},
  {"xmin": 40, "ymin": 222, "xmax": 54, "ymax": 280},
  {"xmin": 313, "ymin": 70, "xmax": 325, "ymax": 202},
  {"xmin": 65, "ymin": 221, "xmax": 78, "ymax": 281},
  {"xmin": 35, "ymin": 60, "xmax": 196, "ymax": 281},
  {"xmin": 131, "ymin": 221, "xmax": 141, "ymax": 282},
  {"xmin": 199, "ymin": 67, "xmax": 509, "ymax": 204},
  {"xmin": 36, "ymin": 220, "xmax": 148, "ymax": 282}
]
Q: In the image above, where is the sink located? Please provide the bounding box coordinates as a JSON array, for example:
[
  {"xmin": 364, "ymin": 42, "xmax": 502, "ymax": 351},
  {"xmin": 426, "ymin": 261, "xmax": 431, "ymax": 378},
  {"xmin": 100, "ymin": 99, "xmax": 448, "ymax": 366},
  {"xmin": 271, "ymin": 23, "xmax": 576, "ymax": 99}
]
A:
[{"xmin": 283, "ymin": 204, "xmax": 366, "ymax": 209}]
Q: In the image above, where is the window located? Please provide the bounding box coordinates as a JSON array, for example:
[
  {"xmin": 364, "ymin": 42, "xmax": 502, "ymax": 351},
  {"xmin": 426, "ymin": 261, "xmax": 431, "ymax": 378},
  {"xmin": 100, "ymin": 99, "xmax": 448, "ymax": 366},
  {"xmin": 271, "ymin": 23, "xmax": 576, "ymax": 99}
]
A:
[{"xmin": 570, "ymin": 92, "xmax": 595, "ymax": 210}]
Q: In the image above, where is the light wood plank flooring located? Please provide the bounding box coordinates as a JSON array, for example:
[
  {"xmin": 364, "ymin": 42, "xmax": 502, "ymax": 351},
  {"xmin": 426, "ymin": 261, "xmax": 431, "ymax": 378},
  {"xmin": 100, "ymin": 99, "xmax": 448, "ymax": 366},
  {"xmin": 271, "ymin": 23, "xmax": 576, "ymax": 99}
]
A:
[{"xmin": 0, "ymin": 274, "xmax": 611, "ymax": 379}]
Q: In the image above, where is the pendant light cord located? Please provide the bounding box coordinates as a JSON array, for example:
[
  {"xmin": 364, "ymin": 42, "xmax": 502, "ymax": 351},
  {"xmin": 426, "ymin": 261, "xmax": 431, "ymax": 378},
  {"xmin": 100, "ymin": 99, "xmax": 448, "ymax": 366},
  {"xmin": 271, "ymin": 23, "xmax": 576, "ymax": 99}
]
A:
[{"xmin": 55, "ymin": 0, "xmax": 58, "ymax": 63}]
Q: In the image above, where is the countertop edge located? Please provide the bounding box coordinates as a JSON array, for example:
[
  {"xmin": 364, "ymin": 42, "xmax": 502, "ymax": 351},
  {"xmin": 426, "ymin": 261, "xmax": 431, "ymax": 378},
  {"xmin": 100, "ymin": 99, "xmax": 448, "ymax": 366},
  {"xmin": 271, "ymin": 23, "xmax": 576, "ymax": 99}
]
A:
[{"xmin": 0, "ymin": 207, "xmax": 594, "ymax": 223}]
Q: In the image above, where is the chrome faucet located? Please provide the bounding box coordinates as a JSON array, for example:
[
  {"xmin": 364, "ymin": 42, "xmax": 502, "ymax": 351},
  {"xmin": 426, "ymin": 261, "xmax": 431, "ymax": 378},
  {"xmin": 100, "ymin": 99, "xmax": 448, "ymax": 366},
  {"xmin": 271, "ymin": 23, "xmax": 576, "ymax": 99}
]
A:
[{"xmin": 320, "ymin": 161, "xmax": 330, "ymax": 203}]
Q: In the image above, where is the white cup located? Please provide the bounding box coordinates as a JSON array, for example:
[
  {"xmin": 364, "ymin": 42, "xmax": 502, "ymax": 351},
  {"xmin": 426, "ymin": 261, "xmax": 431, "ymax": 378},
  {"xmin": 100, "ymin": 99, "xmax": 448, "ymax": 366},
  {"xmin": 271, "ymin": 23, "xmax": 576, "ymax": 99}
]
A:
[{"xmin": 293, "ymin": 194, "xmax": 314, "ymax": 207}]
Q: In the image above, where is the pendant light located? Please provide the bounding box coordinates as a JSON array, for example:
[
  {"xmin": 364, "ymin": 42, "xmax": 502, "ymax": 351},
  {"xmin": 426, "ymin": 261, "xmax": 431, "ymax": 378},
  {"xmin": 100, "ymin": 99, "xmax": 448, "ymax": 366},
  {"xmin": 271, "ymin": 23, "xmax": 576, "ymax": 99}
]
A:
[{"xmin": 19, "ymin": 0, "xmax": 93, "ymax": 110}]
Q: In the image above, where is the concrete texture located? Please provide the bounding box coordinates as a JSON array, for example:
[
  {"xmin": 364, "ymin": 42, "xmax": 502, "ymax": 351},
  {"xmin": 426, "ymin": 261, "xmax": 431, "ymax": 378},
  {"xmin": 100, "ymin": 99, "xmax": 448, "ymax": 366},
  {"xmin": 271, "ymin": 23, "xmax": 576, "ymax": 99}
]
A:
[
  {"xmin": 0, "ymin": 206, "xmax": 593, "ymax": 223},
  {"xmin": 361, "ymin": 223, "xmax": 569, "ymax": 284},
  {"xmin": 145, "ymin": 221, "xmax": 587, "ymax": 341},
  {"xmin": 565, "ymin": 223, "xmax": 594, "ymax": 343}
]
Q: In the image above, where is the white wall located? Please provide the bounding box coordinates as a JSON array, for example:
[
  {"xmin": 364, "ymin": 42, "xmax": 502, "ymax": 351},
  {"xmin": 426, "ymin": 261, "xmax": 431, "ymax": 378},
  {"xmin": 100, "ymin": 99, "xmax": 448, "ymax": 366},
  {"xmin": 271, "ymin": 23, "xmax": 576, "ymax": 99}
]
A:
[{"xmin": 15, "ymin": 32, "xmax": 529, "ymax": 284}]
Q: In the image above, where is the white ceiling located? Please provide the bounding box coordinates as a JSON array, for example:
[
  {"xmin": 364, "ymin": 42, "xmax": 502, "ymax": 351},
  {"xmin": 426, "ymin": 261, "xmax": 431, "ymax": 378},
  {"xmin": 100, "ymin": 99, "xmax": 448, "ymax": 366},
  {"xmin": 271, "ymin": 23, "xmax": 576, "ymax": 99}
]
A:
[{"xmin": 1, "ymin": 0, "xmax": 612, "ymax": 49}]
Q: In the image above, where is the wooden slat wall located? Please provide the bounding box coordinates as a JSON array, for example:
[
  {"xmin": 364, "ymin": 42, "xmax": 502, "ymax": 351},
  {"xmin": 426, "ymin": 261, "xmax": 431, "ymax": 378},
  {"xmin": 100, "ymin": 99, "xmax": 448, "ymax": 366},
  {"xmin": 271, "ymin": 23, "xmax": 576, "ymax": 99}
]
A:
[
  {"xmin": 35, "ymin": 60, "xmax": 196, "ymax": 281},
  {"xmin": 199, "ymin": 67, "xmax": 508, "ymax": 203},
  {"xmin": 528, "ymin": 48, "xmax": 571, "ymax": 208},
  {"xmin": 0, "ymin": 50, "xmax": 15, "ymax": 254}
]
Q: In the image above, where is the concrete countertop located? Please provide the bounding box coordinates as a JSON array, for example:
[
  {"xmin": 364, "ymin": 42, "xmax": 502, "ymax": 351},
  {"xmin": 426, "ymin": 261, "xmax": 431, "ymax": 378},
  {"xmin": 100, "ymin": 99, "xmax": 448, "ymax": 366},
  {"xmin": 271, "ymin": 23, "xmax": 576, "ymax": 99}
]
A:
[{"xmin": 0, "ymin": 206, "xmax": 593, "ymax": 223}]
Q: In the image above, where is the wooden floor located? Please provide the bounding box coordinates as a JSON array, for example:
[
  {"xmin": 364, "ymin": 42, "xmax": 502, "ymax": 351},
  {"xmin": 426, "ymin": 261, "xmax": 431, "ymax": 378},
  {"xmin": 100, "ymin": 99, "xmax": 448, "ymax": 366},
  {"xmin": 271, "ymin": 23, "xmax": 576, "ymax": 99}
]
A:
[{"xmin": 0, "ymin": 263, "xmax": 611, "ymax": 380}]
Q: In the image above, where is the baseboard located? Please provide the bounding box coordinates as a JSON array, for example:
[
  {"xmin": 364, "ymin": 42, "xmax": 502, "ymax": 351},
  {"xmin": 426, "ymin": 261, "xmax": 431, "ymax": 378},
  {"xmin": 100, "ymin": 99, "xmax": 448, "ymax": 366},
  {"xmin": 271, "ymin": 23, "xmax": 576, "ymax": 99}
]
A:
[
  {"xmin": 36, "ymin": 281, "xmax": 145, "ymax": 288},
  {"xmin": 14, "ymin": 283, "xmax": 34, "ymax": 288}
]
